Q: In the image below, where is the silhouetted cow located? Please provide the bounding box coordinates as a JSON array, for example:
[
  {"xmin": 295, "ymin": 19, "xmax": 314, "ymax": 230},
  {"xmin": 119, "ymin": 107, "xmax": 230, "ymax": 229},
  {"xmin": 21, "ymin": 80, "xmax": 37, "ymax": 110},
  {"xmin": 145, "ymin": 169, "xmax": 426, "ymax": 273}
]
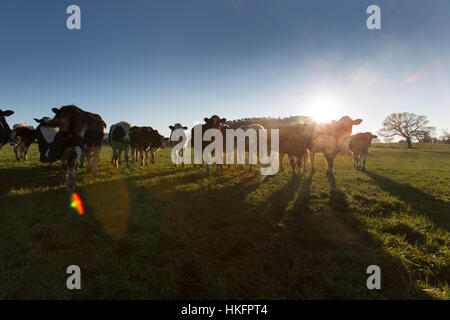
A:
[
  {"xmin": 0, "ymin": 109, "xmax": 14, "ymax": 151},
  {"xmin": 349, "ymin": 132, "xmax": 377, "ymax": 171},
  {"xmin": 308, "ymin": 116, "xmax": 362, "ymax": 184},
  {"xmin": 10, "ymin": 123, "xmax": 36, "ymax": 161},
  {"xmin": 109, "ymin": 121, "xmax": 132, "ymax": 168},
  {"xmin": 191, "ymin": 115, "xmax": 227, "ymax": 175},
  {"xmin": 169, "ymin": 123, "xmax": 188, "ymax": 168}
]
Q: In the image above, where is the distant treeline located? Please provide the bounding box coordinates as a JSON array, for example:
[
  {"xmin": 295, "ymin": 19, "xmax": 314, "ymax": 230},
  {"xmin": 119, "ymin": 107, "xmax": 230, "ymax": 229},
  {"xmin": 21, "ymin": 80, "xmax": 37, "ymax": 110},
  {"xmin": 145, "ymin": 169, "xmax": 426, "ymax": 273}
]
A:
[{"xmin": 226, "ymin": 115, "xmax": 313, "ymax": 129}]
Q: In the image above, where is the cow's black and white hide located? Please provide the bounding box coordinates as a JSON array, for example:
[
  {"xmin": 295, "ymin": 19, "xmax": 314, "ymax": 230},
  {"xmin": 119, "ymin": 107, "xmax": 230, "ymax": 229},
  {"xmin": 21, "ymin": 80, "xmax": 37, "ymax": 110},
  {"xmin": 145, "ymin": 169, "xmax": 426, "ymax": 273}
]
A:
[
  {"xmin": 10, "ymin": 123, "xmax": 36, "ymax": 161},
  {"xmin": 169, "ymin": 123, "xmax": 188, "ymax": 168},
  {"xmin": 190, "ymin": 115, "xmax": 227, "ymax": 175},
  {"xmin": 50, "ymin": 105, "xmax": 107, "ymax": 178},
  {"xmin": 34, "ymin": 117, "xmax": 80, "ymax": 193},
  {"xmin": 0, "ymin": 109, "xmax": 14, "ymax": 151},
  {"xmin": 131, "ymin": 126, "xmax": 168, "ymax": 166},
  {"xmin": 109, "ymin": 121, "xmax": 132, "ymax": 168}
]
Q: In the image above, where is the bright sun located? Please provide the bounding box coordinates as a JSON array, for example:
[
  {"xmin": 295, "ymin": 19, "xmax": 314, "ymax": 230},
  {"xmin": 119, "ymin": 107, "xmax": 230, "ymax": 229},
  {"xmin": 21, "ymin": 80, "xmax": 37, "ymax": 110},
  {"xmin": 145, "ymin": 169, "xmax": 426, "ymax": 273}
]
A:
[{"xmin": 306, "ymin": 95, "xmax": 342, "ymax": 123}]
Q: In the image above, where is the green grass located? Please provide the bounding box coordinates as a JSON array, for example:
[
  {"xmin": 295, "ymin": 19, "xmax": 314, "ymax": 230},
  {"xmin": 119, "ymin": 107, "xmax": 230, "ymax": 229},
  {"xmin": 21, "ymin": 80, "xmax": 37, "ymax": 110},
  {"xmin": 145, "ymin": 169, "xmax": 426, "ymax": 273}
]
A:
[{"xmin": 0, "ymin": 143, "xmax": 448, "ymax": 299}]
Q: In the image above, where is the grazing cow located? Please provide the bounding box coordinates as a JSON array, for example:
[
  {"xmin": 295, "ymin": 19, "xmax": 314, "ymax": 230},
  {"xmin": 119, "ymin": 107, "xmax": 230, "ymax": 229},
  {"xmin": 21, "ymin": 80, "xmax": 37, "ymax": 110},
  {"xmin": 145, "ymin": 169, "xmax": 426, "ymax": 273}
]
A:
[
  {"xmin": 191, "ymin": 115, "xmax": 227, "ymax": 175},
  {"xmin": 10, "ymin": 123, "xmax": 36, "ymax": 161},
  {"xmin": 132, "ymin": 126, "xmax": 168, "ymax": 166},
  {"xmin": 169, "ymin": 123, "xmax": 188, "ymax": 168},
  {"xmin": 109, "ymin": 121, "xmax": 132, "ymax": 168},
  {"xmin": 278, "ymin": 122, "xmax": 317, "ymax": 176},
  {"xmin": 308, "ymin": 116, "xmax": 363, "ymax": 183},
  {"xmin": 349, "ymin": 132, "xmax": 377, "ymax": 171},
  {"xmin": 0, "ymin": 109, "xmax": 14, "ymax": 151},
  {"xmin": 50, "ymin": 105, "xmax": 106, "ymax": 179}
]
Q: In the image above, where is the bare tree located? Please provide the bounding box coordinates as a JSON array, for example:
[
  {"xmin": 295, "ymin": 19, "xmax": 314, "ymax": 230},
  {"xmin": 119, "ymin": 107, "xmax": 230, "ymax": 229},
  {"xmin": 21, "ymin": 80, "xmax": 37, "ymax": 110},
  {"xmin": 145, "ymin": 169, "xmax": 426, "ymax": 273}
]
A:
[
  {"xmin": 440, "ymin": 129, "xmax": 450, "ymax": 144},
  {"xmin": 378, "ymin": 113, "xmax": 435, "ymax": 149}
]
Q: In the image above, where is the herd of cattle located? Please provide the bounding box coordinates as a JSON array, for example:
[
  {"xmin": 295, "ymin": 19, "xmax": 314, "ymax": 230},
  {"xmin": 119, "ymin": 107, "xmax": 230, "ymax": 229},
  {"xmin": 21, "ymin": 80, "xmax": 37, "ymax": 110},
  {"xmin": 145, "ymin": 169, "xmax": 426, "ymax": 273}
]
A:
[{"xmin": 0, "ymin": 105, "xmax": 378, "ymax": 194}]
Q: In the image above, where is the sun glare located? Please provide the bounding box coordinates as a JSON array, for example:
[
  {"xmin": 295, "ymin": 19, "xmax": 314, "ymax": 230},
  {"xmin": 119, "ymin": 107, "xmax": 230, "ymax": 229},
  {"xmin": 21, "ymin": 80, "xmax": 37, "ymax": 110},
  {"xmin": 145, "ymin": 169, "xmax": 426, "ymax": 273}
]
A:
[{"xmin": 306, "ymin": 95, "xmax": 342, "ymax": 123}]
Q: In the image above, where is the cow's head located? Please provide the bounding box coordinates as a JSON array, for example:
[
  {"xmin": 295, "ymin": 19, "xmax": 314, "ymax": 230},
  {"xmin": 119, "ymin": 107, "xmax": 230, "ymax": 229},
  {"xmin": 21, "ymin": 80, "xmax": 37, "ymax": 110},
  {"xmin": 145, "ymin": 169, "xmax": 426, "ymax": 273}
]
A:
[
  {"xmin": 364, "ymin": 132, "xmax": 377, "ymax": 147},
  {"xmin": 34, "ymin": 117, "xmax": 60, "ymax": 162},
  {"xmin": 152, "ymin": 130, "xmax": 169, "ymax": 149},
  {"xmin": 329, "ymin": 116, "xmax": 363, "ymax": 151},
  {"xmin": 204, "ymin": 115, "xmax": 226, "ymax": 129},
  {"xmin": 0, "ymin": 109, "xmax": 14, "ymax": 149},
  {"xmin": 0, "ymin": 109, "xmax": 14, "ymax": 131},
  {"xmin": 169, "ymin": 123, "xmax": 188, "ymax": 132},
  {"xmin": 111, "ymin": 123, "xmax": 131, "ymax": 143}
]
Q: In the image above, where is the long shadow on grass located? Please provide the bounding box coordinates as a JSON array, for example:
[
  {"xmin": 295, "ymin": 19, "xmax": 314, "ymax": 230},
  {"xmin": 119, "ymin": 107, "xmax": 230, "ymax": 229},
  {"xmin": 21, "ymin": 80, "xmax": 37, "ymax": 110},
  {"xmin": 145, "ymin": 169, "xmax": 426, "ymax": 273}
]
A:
[
  {"xmin": 254, "ymin": 177, "xmax": 432, "ymax": 299},
  {"xmin": 365, "ymin": 171, "xmax": 450, "ymax": 232},
  {"xmin": 0, "ymin": 165, "xmax": 61, "ymax": 195}
]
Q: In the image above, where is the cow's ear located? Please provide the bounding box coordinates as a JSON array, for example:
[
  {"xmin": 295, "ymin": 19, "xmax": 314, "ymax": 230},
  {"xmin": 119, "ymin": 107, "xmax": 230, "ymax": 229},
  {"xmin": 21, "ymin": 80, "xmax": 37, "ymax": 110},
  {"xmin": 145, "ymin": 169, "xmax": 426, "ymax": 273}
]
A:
[
  {"xmin": 182, "ymin": 126, "xmax": 188, "ymax": 130},
  {"xmin": 353, "ymin": 119, "xmax": 363, "ymax": 125},
  {"xmin": 34, "ymin": 118, "xmax": 41, "ymax": 123},
  {"xmin": 3, "ymin": 110, "xmax": 14, "ymax": 117},
  {"xmin": 204, "ymin": 117, "xmax": 209, "ymax": 122},
  {"xmin": 372, "ymin": 135, "xmax": 378, "ymax": 139},
  {"xmin": 169, "ymin": 125, "xmax": 174, "ymax": 130},
  {"xmin": 52, "ymin": 108, "xmax": 59, "ymax": 114},
  {"xmin": 221, "ymin": 118, "xmax": 227, "ymax": 123}
]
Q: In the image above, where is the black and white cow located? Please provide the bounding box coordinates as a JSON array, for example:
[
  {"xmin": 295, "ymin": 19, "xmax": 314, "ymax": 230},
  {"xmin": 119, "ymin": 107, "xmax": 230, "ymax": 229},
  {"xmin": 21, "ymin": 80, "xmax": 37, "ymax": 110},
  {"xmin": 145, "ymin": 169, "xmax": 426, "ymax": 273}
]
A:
[
  {"xmin": 191, "ymin": 115, "xmax": 227, "ymax": 175},
  {"xmin": 169, "ymin": 123, "xmax": 188, "ymax": 168},
  {"xmin": 129, "ymin": 126, "xmax": 140, "ymax": 163},
  {"xmin": 34, "ymin": 116, "xmax": 80, "ymax": 192},
  {"xmin": 0, "ymin": 109, "xmax": 14, "ymax": 151},
  {"xmin": 131, "ymin": 126, "xmax": 168, "ymax": 166},
  {"xmin": 109, "ymin": 121, "xmax": 132, "ymax": 168},
  {"xmin": 10, "ymin": 123, "xmax": 36, "ymax": 161},
  {"xmin": 50, "ymin": 105, "xmax": 107, "ymax": 179}
]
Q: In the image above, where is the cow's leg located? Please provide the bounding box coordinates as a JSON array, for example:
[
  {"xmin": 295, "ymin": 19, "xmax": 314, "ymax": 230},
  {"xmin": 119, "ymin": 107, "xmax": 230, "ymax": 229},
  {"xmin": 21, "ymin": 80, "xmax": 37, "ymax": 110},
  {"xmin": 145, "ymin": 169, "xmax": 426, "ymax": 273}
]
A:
[
  {"xmin": 151, "ymin": 150, "xmax": 155, "ymax": 164},
  {"xmin": 79, "ymin": 150, "xmax": 85, "ymax": 169},
  {"xmin": 362, "ymin": 153, "xmax": 367, "ymax": 171},
  {"xmin": 145, "ymin": 150, "xmax": 150, "ymax": 166},
  {"xmin": 124, "ymin": 146, "xmax": 130, "ymax": 168},
  {"xmin": 61, "ymin": 160, "xmax": 69, "ymax": 185},
  {"xmin": 23, "ymin": 144, "xmax": 29, "ymax": 161},
  {"xmin": 352, "ymin": 153, "xmax": 358, "ymax": 168},
  {"xmin": 118, "ymin": 149, "xmax": 123, "ymax": 167},
  {"xmin": 13, "ymin": 146, "xmax": 19, "ymax": 161},
  {"xmin": 302, "ymin": 152, "xmax": 308, "ymax": 173},
  {"xmin": 140, "ymin": 149, "xmax": 145, "ymax": 166},
  {"xmin": 92, "ymin": 147, "xmax": 100, "ymax": 178},
  {"xmin": 67, "ymin": 161, "xmax": 77, "ymax": 194},
  {"xmin": 205, "ymin": 164, "xmax": 211, "ymax": 176},
  {"xmin": 289, "ymin": 155, "xmax": 296, "ymax": 177},
  {"xmin": 279, "ymin": 153, "xmax": 284, "ymax": 171},
  {"xmin": 324, "ymin": 152, "xmax": 337, "ymax": 186},
  {"xmin": 309, "ymin": 151, "xmax": 316, "ymax": 173},
  {"xmin": 19, "ymin": 143, "xmax": 25, "ymax": 160}
]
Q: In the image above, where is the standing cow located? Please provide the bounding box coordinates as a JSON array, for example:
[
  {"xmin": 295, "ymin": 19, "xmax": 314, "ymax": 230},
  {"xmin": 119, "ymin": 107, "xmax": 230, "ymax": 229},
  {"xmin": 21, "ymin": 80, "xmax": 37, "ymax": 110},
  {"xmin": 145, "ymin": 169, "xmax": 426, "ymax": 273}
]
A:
[
  {"xmin": 34, "ymin": 116, "xmax": 80, "ymax": 193},
  {"xmin": 132, "ymin": 126, "xmax": 168, "ymax": 166},
  {"xmin": 10, "ymin": 123, "xmax": 36, "ymax": 161},
  {"xmin": 50, "ymin": 105, "xmax": 106, "ymax": 179},
  {"xmin": 169, "ymin": 123, "xmax": 188, "ymax": 168},
  {"xmin": 109, "ymin": 121, "xmax": 132, "ymax": 168},
  {"xmin": 308, "ymin": 116, "xmax": 362, "ymax": 183},
  {"xmin": 0, "ymin": 109, "xmax": 14, "ymax": 151},
  {"xmin": 349, "ymin": 132, "xmax": 377, "ymax": 171},
  {"xmin": 278, "ymin": 122, "xmax": 317, "ymax": 176},
  {"xmin": 191, "ymin": 115, "xmax": 227, "ymax": 175}
]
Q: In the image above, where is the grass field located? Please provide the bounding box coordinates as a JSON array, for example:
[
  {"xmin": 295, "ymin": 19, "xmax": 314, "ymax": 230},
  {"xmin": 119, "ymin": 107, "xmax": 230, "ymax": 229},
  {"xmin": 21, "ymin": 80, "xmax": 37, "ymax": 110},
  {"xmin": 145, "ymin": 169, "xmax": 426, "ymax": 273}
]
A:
[{"xmin": 0, "ymin": 143, "xmax": 448, "ymax": 299}]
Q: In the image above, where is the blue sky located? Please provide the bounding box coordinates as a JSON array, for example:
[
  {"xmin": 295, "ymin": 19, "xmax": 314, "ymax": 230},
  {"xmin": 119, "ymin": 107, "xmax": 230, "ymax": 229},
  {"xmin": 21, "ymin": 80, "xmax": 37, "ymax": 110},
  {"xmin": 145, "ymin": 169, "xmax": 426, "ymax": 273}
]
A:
[{"xmin": 0, "ymin": 0, "xmax": 449, "ymax": 138}]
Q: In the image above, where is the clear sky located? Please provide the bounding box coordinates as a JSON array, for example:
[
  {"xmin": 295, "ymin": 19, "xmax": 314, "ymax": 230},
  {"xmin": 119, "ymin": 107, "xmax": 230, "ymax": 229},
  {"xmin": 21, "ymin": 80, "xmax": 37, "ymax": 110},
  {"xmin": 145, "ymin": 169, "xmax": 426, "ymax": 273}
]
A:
[{"xmin": 1, "ymin": 0, "xmax": 449, "ymax": 138}]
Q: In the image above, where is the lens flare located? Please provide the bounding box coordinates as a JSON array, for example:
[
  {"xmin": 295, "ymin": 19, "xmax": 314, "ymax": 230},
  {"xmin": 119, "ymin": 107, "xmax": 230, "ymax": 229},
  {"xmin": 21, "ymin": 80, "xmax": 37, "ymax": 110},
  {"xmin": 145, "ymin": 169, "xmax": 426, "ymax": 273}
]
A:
[{"xmin": 70, "ymin": 192, "xmax": 85, "ymax": 215}]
